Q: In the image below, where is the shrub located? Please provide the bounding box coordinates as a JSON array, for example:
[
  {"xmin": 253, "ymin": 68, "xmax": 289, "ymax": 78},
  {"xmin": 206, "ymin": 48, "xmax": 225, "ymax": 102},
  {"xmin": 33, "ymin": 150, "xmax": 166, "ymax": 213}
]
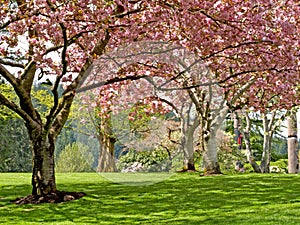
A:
[
  {"xmin": 55, "ymin": 142, "xmax": 94, "ymax": 172},
  {"xmin": 270, "ymin": 159, "xmax": 288, "ymax": 173},
  {"xmin": 117, "ymin": 148, "xmax": 172, "ymax": 172}
]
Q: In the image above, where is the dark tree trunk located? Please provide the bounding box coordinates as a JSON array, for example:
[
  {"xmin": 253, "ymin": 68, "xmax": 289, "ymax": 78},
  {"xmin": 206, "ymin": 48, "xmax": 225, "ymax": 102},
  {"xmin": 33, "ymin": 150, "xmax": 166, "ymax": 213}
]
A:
[
  {"xmin": 31, "ymin": 135, "xmax": 56, "ymax": 195},
  {"xmin": 27, "ymin": 124, "xmax": 57, "ymax": 195}
]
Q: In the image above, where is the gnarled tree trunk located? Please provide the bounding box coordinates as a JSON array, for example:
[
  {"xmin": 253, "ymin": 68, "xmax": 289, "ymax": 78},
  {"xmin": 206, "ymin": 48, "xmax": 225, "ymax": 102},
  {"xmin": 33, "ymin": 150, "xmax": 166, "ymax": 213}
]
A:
[{"xmin": 30, "ymin": 131, "xmax": 57, "ymax": 195}]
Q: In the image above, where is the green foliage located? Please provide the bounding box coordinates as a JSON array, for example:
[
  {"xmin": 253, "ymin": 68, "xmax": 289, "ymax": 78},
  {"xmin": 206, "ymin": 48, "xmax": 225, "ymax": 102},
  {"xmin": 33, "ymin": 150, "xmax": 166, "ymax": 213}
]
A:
[
  {"xmin": 271, "ymin": 136, "xmax": 288, "ymax": 161},
  {"xmin": 0, "ymin": 83, "xmax": 19, "ymax": 120},
  {"xmin": 31, "ymin": 87, "xmax": 53, "ymax": 121},
  {"xmin": 216, "ymin": 130, "xmax": 246, "ymax": 173},
  {"xmin": 270, "ymin": 159, "xmax": 288, "ymax": 173},
  {"xmin": 243, "ymin": 162, "xmax": 255, "ymax": 172},
  {"xmin": 55, "ymin": 143, "xmax": 94, "ymax": 172},
  {"xmin": 117, "ymin": 148, "xmax": 172, "ymax": 172},
  {"xmin": 0, "ymin": 118, "xmax": 32, "ymax": 172},
  {"xmin": 55, "ymin": 92, "xmax": 99, "ymax": 168}
]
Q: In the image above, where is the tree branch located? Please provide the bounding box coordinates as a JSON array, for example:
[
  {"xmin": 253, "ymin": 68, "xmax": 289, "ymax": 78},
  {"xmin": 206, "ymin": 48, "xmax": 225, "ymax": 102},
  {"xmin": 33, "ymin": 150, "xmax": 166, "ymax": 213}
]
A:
[
  {"xmin": 76, "ymin": 74, "xmax": 147, "ymax": 93},
  {"xmin": 0, "ymin": 58, "xmax": 25, "ymax": 68},
  {"xmin": 0, "ymin": 92, "xmax": 35, "ymax": 126}
]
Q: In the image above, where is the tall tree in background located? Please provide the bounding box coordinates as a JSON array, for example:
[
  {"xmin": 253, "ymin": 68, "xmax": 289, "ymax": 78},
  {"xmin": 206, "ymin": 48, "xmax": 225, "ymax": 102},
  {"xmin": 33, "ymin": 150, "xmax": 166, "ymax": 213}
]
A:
[{"xmin": 287, "ymin": 109, "xmax": 298, "ymax": 174}]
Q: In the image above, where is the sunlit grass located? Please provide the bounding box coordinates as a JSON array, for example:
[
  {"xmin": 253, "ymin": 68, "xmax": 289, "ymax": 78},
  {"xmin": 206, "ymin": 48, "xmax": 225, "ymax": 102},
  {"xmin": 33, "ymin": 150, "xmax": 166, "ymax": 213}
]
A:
[{"xmin": 1, "ymin": 172, "xmax": 300, "ymax": 224}]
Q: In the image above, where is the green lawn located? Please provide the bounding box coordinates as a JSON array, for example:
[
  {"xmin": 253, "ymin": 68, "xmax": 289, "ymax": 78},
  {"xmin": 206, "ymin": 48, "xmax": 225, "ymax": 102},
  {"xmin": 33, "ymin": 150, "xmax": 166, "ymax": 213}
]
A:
[{"xmin": 1, "ymin": 172, "xmax": 300, "ymax": 224}]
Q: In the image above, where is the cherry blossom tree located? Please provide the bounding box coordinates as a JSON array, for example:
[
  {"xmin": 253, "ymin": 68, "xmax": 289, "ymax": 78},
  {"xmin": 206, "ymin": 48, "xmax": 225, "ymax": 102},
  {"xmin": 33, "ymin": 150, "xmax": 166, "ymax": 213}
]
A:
[
  {"xmin": 79, "ymin": 42, "xmax": 211, "ymax": 172},
  {"xmin": 0, "ymin": 0, "xmax": 175, "ymax": 201}
]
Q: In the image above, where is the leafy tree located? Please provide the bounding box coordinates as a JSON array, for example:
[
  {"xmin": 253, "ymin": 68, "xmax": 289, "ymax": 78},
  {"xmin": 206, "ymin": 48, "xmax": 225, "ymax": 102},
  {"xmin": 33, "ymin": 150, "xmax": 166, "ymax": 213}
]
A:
[{"xmin": 0, "ymin": 118, "xmax": 32, "ymax": 172}]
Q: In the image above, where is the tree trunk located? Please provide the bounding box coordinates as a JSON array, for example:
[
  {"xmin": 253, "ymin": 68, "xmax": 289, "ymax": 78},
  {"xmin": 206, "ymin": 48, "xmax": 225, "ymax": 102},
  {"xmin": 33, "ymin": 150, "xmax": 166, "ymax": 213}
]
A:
[
  {"xmin": 182, "ymin": 129, "xmax": 196, "ymax": 171},
  {"xmin": 203, "ymin": 133, "xmax": 221, "ymax": 175},
  {"xmin": 260, "ymin": 114, "xmax": 271, "ymax": 173},
  {"xmin": 287, "ymin": 110, "xmax": 298, "ymax": 174},
  {"xmin": 181, "ymin": 105, "xmax": 199, "ymax": 171},
  {"xmin": 30, "ymin": 129, "xmax": 57, "ymax": 195},
  {"xmin": 243, "ymin": 112, "xmax": 261, "ymax": 173},
  {"xmin": 201, "ymin": 106, "xmax": 228, "ymax": 175},
  {"xmin": 97, "ymin": 118, "xmax": 117, "ymax": 172}
]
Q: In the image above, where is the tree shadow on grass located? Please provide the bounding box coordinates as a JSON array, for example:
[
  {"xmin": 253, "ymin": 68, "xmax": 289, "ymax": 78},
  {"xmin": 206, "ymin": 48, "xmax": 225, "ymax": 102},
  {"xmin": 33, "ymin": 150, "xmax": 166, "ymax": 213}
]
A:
[{"xmin": 1, "ymin": 174, "xmax": 300, "ymax": 224}]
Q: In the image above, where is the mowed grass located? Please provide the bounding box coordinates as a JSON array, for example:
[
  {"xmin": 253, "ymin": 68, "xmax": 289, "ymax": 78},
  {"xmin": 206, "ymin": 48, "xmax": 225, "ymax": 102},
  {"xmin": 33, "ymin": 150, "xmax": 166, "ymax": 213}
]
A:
[{"xmin": 1, "ymin": 172, "xmax": 300, "ymax": 225}]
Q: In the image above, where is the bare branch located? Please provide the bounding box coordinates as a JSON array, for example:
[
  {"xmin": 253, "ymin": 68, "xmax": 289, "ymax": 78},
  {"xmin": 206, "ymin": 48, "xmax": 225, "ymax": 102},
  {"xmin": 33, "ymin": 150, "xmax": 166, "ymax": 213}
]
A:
[
  {"xmin": 202, "ymin": 40, "xmax": 274, "ymax": 61},
  {"xmin": 0, "ymin": 64, "xmax": 18, "ymax": 86},
  {"xmin": 76, "ymin": 74, "xmax": 147, "ymax": 93},
  {"xmin": 0, "ymin": 58, "xmax": 25, "ymax": 68}
]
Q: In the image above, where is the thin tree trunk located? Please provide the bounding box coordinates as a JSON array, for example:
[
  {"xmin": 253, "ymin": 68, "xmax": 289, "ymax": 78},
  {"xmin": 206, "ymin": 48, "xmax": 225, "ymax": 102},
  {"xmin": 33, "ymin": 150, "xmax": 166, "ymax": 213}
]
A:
[
  {"xmin": 260, "ymin": 111, "xmax": 279, "ymax": 173},
  {"xmin": 287, "ymin": 110, "xmax": 298, "ymax": 174},
  {"xmin": 260, "ymin": 113, "xmax": 271, "ymax": 173},
  {"xmin": 242, "ymin": 112, "xmax": 261, "ymax": 173},
  {"xmin": 181, "ymin": 105, "xmax": 199, "ymax": 171}
]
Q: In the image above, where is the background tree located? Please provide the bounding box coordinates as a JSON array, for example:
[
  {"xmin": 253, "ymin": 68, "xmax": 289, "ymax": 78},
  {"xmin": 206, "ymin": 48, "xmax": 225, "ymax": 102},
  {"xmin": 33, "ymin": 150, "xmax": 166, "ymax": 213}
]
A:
[
  {"xmin": 287, "ymin": 109, "xmax": 298, "ymax": 173},
  {"xmin": 236, "ymin": 109, "xmax": 288, "ymax": 173}
]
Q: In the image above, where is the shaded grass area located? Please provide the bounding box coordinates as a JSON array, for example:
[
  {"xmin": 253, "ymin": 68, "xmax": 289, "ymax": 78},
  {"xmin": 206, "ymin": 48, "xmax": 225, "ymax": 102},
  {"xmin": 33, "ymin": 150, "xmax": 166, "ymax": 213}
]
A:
[{"xmin": 1, "ymin": 172, "xmax": 300, "ymax": 224}]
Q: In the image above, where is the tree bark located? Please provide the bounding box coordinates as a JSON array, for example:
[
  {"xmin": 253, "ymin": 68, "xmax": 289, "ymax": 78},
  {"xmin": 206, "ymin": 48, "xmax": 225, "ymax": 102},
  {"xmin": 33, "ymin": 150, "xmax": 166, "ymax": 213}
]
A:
[
  {"xmin": 97, "ymin": 118, "xmax": 117, "ymax": 172},
  {"xmin": 287, "ymin": 110, "xmax": 298, "ymax": 174},
  {"xmin": 182, "ymin": 127, "xmax": 196, "ymax": 171},
  {"xmin": 181, "ymin": 104, "xmax": 199, "ymax": 171},
  {"xmin": 260, "ymin": 113, "xmax": 271, "ymax": 173},
  {"xmin": 201, "ymin": 106, "xmax": 228, "ymax": 175},
  {"xmin": 242, "ymin": 111, "xmax": 261, "ymax": 173},
  {"xmin": 26, "ymin": 123, "xmax": 57, "ymax": 195},
  {"xmin": 202, "ymin": 131, "xmax": 221, "ymax": 175},
  {"xmin": 31, "ymin": 136, "xmax": 56, "ymax": 195}
]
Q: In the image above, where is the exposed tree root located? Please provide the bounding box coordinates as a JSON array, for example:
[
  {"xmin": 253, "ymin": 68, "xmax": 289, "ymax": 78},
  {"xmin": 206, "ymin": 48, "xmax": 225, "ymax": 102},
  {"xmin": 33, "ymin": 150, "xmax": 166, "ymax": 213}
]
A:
[{"xmin": 12, "ymin": 191, "xmax": 86, "ymax": 205}]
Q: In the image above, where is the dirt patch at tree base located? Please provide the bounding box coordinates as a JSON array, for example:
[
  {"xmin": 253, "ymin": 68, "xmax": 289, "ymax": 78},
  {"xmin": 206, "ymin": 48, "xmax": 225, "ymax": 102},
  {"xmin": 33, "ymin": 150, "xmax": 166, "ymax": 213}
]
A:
[
  {"xmin": 176, "ymin": 169, "xmax": 198, "ymax": 173},
  {"xmin": 12, "ymin": 191, "xmax": 86, "ymax": 205},
  {"xmin": 201, "ymin": 172, "xmax": 223, "ymax": 176}
]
